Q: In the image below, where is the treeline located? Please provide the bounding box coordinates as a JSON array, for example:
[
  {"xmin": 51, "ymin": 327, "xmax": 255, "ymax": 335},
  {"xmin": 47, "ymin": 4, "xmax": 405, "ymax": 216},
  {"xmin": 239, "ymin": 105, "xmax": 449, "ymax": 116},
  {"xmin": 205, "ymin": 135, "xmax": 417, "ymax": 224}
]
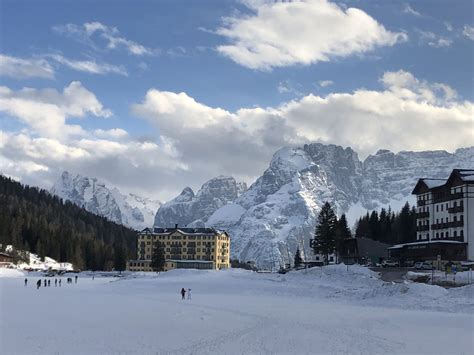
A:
[
  {"xmin": 0, "ymin": 175, "xmax": 136, "ymax": 271},
  {"xmin": 354, "ymin": 202, "xmax": 416, "ymax": 245}
]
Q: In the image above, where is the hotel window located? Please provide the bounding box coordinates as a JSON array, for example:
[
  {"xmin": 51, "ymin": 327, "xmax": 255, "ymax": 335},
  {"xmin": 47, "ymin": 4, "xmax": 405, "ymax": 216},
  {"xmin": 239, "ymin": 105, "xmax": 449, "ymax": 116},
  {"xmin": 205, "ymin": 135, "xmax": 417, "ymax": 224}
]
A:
[
  {"xmin": 436, "ymin": 233, "xmax": 439, "ymax": 238},
  {"xmin": 454, "ymin": 231, "xmax": 457, "ymax": 237},
  {"xmin": 460, "ymin": 230, "xmax": 464, "ymax": 237},
  {"xmin": 441, "ymin": 232, "xmax": 444, "ymax": 238},
  {"xmin": 460, "ymin": 200, "xmax": 464, "ymax": 207},
  {"xmin": 445, "ymin": 203, "xmax": 448, "ymax": 209},
  {"xmin": 453, "ymin": 216, "xmax": 457, "ymax": 222},
  {"xmin": 441, "ymin": 204, "xmax": 443, "ymax": 211},
  {"xmin": 446, "ymin": 231, "xmax": 449, "ymax": 238},
  {"xmin": 460, "ymin": 215, "xmax": 464, "ymax": 222}
]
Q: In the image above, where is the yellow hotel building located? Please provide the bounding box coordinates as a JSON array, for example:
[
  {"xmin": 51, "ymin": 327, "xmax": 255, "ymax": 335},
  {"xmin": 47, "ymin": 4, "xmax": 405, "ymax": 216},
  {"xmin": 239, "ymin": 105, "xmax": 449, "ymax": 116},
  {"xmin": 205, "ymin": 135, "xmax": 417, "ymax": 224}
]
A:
[{"xmin": 127, "ymin": 226, "xmax": 230, "ymax": 272}]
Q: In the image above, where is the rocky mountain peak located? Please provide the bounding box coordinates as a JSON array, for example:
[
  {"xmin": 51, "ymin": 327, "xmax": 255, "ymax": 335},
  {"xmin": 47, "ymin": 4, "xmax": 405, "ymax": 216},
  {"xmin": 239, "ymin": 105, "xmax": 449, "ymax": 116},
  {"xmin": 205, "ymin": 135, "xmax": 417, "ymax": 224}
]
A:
[{"xmin": 51, "ymin": 171, "xmax": 161, "ymax": 230}]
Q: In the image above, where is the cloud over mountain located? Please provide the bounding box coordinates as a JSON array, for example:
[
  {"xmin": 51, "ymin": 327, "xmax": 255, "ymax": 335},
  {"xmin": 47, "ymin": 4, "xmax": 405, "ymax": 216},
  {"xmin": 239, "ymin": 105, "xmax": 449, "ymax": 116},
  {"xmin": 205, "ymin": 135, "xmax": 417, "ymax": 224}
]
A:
[{"xmin": 216, "ymin": 0, "xmax": 407, "ymax": 70}]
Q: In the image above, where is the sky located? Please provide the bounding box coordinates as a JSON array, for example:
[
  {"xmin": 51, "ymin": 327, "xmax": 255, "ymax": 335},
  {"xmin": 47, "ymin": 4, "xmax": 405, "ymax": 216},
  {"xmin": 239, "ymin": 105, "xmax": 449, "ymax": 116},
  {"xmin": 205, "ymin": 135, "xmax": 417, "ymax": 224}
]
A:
[{"xmin": 0, "ymin": 0, "xmax": 473, "ymax": 201}]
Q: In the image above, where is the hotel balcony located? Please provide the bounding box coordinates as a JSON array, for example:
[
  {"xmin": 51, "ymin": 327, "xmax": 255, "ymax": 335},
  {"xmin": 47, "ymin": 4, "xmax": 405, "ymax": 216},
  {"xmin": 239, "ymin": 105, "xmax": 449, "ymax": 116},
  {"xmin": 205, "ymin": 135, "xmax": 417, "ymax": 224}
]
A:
[
  {"xmin": 431, "ymin": 221, "xmax": 464, "ymax": 230},
  {"xmin": 416, "ymin": 212, "xmax": 430, "ymax": 218},
  {"xmin": 448, "ymin": 206, "xmax": 464, "ymax": 213},
  {"xmin": 416, "ymin": 225, "xmax": 430, "ymax": 232}
]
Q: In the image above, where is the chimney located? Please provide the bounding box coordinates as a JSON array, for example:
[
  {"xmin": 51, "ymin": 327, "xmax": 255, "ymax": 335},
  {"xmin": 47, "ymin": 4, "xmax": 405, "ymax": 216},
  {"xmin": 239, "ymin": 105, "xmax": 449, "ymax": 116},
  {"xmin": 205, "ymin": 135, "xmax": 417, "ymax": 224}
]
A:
[{"xmin": 175, "ymin": 223, "xmax": 178, "ymax": 229}]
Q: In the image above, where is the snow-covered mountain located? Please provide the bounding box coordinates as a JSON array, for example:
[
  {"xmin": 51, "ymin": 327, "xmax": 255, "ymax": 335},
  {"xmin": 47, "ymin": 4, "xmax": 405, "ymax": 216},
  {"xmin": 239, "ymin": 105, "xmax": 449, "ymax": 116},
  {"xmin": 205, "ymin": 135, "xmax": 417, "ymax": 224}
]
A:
[
  {"xmin": 155, "ymin": 143, "xmax": 473, "ymax": 267},
  {"xmin": 154, "ymin": 176, "xmax": 247, "ymax": 228},
  {"xmin": 51, "ymin": 171, "xmax": 161, "ymax": 230}
]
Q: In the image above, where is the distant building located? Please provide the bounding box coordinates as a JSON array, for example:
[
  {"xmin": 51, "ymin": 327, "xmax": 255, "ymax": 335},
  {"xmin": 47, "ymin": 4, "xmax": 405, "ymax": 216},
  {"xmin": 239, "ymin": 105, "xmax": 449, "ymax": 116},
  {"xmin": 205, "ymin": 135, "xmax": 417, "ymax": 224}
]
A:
[
  {"xmin": 389, "ymin": 169, "xmax": 474, "ymax": 262},
  {"xmin": 0, "ymin": 252, "xmax": 13, "ymax": 267},
  {"xmin": 127, "ymin": 225, "xmax": 230, "ymax": 272},
  {"xmin": 341, "ymin": 237, "xmax": 390, "ymax": 265}
]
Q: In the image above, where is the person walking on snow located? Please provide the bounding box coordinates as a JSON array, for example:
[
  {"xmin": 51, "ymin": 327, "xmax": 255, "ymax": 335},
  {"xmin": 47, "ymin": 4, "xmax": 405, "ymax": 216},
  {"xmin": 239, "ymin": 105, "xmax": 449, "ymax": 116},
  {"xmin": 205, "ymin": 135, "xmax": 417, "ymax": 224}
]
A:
[
  {"xmin": 187, "ymin": 288, "xmax": 192, "ymax": 300},
  {"xmin": 55, "ymin": 279, "xmax": 57, "ymax": 287},
  {"xmin": 48, "ymin": 280, "xmax": 51, "ymax": 287},
  {"xmin": 75, "ymin": 275, "xmax": 78, "ymax": 284},
  {"xmin": 36, "ymin": 280, "xmax": 41, "ymax": 289},
  {"xmin": 59, "ymin": 279, "xmax": 61, "ymax": 287},
  {"xmin": 44, "ymin": 279, "xmax": 47, "ymax": 287},
  {"xmin": 181, "ymin": 288, "xmax": 186, "ymax": 300},
  {"xmin": 24, "ymin": 278, "xmax": 27, "ymax": 286}
]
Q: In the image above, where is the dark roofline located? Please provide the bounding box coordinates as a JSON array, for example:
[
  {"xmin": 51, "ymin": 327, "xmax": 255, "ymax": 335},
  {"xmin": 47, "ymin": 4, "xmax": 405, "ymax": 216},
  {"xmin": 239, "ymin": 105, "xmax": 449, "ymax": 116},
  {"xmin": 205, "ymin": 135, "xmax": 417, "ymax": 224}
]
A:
[
  {"xmin": 412, "ymin": 169, "xmax": 474, "ymax": 194},
  {"xmin": 138, "ymin": 227, "xmax": 227, "ymax": 236}
]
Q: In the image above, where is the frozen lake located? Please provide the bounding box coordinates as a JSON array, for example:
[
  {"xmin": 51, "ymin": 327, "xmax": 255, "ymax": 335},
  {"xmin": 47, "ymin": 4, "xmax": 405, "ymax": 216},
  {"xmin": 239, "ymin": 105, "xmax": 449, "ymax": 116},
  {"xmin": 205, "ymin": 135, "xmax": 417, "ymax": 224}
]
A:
[{"xmin": 1, "ymin": 266, "xmax": 473, "ymax": 354}]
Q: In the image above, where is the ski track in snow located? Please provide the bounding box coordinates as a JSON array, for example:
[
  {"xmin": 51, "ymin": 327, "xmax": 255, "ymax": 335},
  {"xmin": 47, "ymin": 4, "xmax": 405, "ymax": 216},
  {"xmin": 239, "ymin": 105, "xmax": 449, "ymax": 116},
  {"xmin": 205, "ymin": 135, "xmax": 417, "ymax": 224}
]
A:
[{"xmin": 1, "ymin": 266, "xmax": 473, "ymax": 354}]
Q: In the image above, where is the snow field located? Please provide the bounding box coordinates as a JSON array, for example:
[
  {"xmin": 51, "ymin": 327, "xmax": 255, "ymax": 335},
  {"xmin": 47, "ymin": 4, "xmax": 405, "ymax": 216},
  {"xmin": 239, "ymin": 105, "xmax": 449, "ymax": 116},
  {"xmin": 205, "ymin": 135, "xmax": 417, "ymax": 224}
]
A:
[{"xmin": 1, "ymin": 265, "xmax": 473, "ymax": 354}]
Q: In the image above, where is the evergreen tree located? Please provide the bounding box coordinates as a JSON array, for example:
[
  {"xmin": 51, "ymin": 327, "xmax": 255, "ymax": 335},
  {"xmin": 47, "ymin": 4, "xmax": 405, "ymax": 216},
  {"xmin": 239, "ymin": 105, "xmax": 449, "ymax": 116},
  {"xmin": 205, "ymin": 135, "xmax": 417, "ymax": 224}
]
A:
[
  {"xmin": 113, "ymin": 243, "xmax": 127, "ymax": 272},
  {"xmin": 313, "ymin": 202, "xmax": 337, "ymax": 265},
  {"xmin": 151, "ymin": 240, "xmax": 165, "ymax": 272},
  {"xmin": 335, "ymin": 214, "xmax": 351, "ymax": 263},
  {"xmin": 0, "ymin": 175, "xmax": 135, "ymax": 271},
  {"xmin": 294, "ymin": 247, "xmax": 303, "ymax": 268},
  {"xmin": 368, "ymin": 211, "xmax": 380, "ymax": 241}
]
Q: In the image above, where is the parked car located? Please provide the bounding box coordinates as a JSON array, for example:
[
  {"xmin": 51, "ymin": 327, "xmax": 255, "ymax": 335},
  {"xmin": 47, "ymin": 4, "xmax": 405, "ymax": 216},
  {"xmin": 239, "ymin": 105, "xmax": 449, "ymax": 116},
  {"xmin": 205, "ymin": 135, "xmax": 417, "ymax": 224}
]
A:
[
  {"xmin": 382, "ymin": 260, "xmax": 399, "ymax": 267},
  {"xmin": 414, "ymin": 262, "xmax": 424, "ymax": 270},
  {"xmin": 415, "ymin": 261, "xmax": 432, "ymax": 270}
]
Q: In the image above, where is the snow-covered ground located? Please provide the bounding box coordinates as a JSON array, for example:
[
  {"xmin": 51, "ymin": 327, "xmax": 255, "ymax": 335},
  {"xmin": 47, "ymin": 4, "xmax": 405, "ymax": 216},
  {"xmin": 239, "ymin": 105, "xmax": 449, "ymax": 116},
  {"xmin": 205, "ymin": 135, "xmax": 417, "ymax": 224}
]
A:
[{"xmin": 1, "ymin": 265, "xmax": 473, "ymax": 354}]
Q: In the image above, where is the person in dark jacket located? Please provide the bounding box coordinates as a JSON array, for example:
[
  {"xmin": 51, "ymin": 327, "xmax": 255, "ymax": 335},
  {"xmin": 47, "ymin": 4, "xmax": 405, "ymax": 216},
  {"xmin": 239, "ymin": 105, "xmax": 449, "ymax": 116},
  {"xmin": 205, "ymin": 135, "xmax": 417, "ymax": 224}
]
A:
[
  {"xmin": 181, "ymin": 288, "xmax": 186, "ymax": 300},
  {"xmin": 55, "ymin": 279, "xmax": 57, "ymax": 287},
  {"xmin": 75, "ymin": 275, "xmax": 78, "ymax": 284},
  {"xmin": 36, "ymin": 280, "xmax": 41, "ymax": 289},
  {"xmin": 59, "ymin": 279, "xmax": 62, "ymax": 287},
  {"xmin": 24, "ymin": 278, "xmax": 27, "ymax": 286},
  {"xmin": 44, "ymin": 279, "xmax": 47, "ymax": 287},
  {"xmin": 47, "ymin": 280, "xmax": 51, "ymax": 287}
]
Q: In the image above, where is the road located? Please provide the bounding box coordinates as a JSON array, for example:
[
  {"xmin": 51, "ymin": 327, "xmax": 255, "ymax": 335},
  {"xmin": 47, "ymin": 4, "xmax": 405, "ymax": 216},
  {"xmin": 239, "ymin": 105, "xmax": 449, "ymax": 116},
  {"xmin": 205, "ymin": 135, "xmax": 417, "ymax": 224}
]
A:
[{"xmin": 370, "ymin": 267, "xmax": 412, "ymax": 282}]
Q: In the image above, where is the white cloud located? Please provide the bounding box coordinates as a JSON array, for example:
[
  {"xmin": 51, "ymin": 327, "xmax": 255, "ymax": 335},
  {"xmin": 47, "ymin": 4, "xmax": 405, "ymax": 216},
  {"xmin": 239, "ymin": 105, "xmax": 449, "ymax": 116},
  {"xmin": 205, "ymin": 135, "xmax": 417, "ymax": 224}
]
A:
[
  {"xmin": 133, "ymin": 70, "xmax": 472, "ymax": 187},
  {"xmin": 0, "ymin": 82, "xmax": 111, "ymax": 138},
  {"xmin": 417, "ymin": 30, "xmax": 452, "ymax": 48},
  {"xmin": 93, "ymin": 128, "xmax": 129, "ymax": 139},
  {"xmin": 48, "ymin": 54, "xmax": 128, "ymax": 76},
  {"xmin": 0, "ymin": 54, "xmax": 55, "ymax": 79},
  {"xmin": 462, "ymin": 25, "xmax": 474, "ymax": 40},
  {"xmin": 215, "ymin": 0, "xmax": 407, "ymax": 70},
  {"xmin": 318, "ymin": 80, "xmax": 334, "ymax": 87},
  {"xmin": 2, "ymin": 71, "xmax": 471, "ymax": 202},
  {"xmin": 277, "ymin": 80, "xmax": 302, "ymax": 95},
  {"xmin": 403, "ymin": 4, "xmax": 421, "ymax": 17},
  {"xmin": 53, "ymin": 22, "xmax": 157, "ymax": 56}
]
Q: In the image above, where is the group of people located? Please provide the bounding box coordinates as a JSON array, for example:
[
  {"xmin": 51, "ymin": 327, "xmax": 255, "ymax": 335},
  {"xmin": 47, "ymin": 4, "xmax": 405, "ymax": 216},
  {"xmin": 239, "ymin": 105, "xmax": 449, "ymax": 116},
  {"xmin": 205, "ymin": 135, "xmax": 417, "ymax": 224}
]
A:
[
  {"xmin": 25, "ymin": 275, "xmax": 78, "ymax": 289},
  {"xmin": 180, "ymin": 287, "xmax": 192, "ymax": 300}
]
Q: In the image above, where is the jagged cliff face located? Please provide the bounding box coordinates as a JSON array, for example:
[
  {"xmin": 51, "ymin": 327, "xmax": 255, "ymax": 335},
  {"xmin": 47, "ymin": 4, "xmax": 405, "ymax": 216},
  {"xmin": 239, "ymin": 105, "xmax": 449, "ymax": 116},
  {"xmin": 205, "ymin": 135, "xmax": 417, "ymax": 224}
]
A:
[
  {"xmin": 155, "ymin": 143, "xmax": 473, "ymax": 268},
  {"xmin": 51, "ymin": 172, "xmax": 161, "ymax": 230},
  {"xmin": 153, "ymin": 176, "xmax": 247, "ymax": 228}
]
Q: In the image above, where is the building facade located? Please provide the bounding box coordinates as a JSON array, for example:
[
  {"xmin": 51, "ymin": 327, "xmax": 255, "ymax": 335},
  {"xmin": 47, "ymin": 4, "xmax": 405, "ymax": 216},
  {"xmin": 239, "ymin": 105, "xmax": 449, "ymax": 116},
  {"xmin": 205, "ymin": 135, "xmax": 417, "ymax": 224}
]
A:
[
  {"xmin": 389, "ymin": 169, "xmax": 473, "ymax": 262},
  {"xmin": 127, "ymin": 226, "xmax": 230, "ymax": 272},
  {"xmin": 341, "ymin": 237, "xmax": 390, "ymax": 265}
]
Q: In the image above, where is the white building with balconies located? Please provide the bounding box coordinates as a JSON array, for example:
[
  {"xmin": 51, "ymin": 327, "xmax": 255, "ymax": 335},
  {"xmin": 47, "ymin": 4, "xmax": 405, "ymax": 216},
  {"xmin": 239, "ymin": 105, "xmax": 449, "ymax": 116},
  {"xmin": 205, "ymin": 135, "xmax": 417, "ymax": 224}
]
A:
[{"xmin": 409, "ymin": 169, "xmax": 474, "ymax": 261}]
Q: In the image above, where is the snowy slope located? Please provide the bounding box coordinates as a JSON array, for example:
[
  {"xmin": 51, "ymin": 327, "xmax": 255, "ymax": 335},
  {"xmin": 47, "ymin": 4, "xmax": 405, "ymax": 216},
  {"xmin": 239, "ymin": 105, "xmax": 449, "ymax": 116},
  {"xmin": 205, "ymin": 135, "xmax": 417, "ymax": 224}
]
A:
[
  {"xmin": 51, "ymin": 171, "xmax": 161, "ymax": 230},
  {"xmin": 1, "ymin": 266, "xmax": 473, "ymax": 354},
  {"xmin": 206, "ymin": 144, "xmax": 473, "ymax": 267}
]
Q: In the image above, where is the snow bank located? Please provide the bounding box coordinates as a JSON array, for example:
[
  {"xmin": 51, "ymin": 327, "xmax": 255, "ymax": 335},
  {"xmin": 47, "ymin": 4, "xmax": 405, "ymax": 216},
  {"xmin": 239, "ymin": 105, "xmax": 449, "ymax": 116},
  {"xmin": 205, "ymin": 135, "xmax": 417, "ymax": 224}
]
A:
[{"xmin": 0, "ymin": 268, "xmax": 26, "ymax": 278}]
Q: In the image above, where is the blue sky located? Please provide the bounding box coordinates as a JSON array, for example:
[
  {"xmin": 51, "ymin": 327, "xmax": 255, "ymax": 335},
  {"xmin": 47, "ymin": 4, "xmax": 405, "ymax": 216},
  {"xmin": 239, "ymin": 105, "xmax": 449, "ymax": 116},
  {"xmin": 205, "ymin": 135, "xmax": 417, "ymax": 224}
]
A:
[{"xmin": 0, "ymin": 0, "xmax": 473, "ymax": 200}]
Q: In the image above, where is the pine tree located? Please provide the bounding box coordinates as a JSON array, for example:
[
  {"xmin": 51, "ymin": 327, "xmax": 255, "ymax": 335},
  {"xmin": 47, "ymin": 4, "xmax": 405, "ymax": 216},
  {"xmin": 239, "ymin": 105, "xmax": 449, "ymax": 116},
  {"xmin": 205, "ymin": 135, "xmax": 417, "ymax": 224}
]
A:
[
  {"xmin": 313, "ymin": 202, "xmax": 337, "ymax": 265},
  {"xmin": 151, "ymin": 240, "xmax": 165, "ymax": 272},
  {"xmin": 294, "ymin": 247, "xmax": 303, "ymax": 268},
  {"xmin": 335, "ymin": 213, "xmax": 351, "ymax": 263},
  {"xmin": 368, "ymin": 211, "xmax": 380, "ymax": 241},
  {"xmin": 114, "ymin": 243, "xmax": 127, "ymax": 272}
]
